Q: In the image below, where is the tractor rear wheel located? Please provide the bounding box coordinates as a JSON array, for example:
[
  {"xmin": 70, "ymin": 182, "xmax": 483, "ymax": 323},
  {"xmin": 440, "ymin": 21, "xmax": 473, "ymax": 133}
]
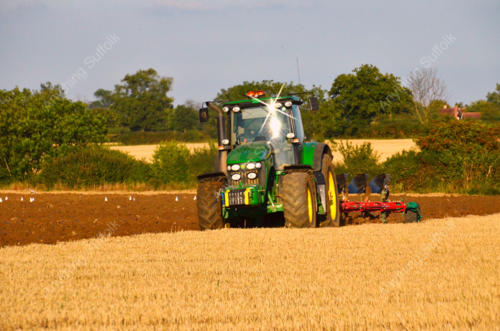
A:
[
  {"xmin": 282, "ymin": 171, "xmax": 317, "ymax": 228},
  {"xmin": 321, "ymin": 155, "xmax": 342, "ymax": 227},
  {"xmin": 197, "ymin": 175, "xmax": 225, "ymax": 230}
]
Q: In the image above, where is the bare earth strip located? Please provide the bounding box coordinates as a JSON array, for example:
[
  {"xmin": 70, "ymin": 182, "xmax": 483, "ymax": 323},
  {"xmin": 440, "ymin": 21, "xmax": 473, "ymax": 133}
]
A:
[
  {"xmin": 0, "ymin": 214, "xmax": 498, "ymax": 329},
  {"xmin": 110, "ymin": 139, "xmax": 418, "ymax": 163},
  {"xmin": 1, "ymin": 193, "xmax": 499, "ymax": 247}
]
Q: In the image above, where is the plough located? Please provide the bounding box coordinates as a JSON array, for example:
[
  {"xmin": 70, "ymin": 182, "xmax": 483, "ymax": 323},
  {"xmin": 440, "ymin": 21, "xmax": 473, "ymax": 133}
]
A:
[{"xmin": 336, "ymin": 174, "xmax": 422, "ymax": 223}]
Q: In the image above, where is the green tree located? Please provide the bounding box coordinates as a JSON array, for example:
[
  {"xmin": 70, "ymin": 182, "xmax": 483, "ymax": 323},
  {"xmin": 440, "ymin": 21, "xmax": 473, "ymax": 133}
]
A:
[
  {"xmin": 94, "ymin": 69, "xmax": 174, "ymax": 131},
  {"xmin": 88, "ymin": 89, "xmax": 120, "ymax": 129},
  {"xmin": 89, "ymin": 88, "xmax": 113, "ymax": 108},
  {"xmin": 329, "ymin": 64, "xmax": 414, "ymax": 135},
  {"xmin": 467, "ymin": 100, "xmax": 500, "ymax": 122},
  {"xmin": 302, "ymin": 99, "xmax": 342, "ymax": 140},
  {"xmin": 486, "ymin": 83, "xmax": 500, "ymax": 106},
  {"xmin": 0, "ymin": 84, "xmax": 107, "ymax": 181},
  {"xmin": 151, "ymin": 141, "xmax": 190, "ymax": 186},
  {"xmin": 167, "ymin": 104, "xmax": 199, "ymax": 132}
]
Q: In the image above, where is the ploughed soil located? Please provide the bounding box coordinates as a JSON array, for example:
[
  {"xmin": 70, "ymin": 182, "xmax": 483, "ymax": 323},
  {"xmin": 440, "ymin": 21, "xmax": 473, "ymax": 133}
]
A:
[{"xmin": 1, "ymin": 192, "xmax": 499, "ymax": 247}]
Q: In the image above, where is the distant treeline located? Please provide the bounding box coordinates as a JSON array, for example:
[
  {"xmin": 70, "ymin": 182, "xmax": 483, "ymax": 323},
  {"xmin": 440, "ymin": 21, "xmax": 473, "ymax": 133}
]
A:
[
  {"xmin": 81, "ymin": 66, "xmax": 500, "ymax": 143},
  {"xmin": 1, "ymin": 65, "xmax": 499, "ymax": 192}
]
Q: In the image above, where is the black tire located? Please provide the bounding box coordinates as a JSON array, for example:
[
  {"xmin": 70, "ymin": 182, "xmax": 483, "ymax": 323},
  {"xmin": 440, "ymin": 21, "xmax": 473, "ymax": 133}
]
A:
[
  {"xmin": 281, "ymin": 171, "xmax": 317, "ymax": 228},
  {"xmin": 405, "ymin": 210, "xmax": 418, "ymax": 223},
  {"xmin": 321, "ymin": 155, "xmax": 342, "ymax": 227},
  {"xmin": 197, "ymin": 175, "xmax": 226, "ymax": 230}
]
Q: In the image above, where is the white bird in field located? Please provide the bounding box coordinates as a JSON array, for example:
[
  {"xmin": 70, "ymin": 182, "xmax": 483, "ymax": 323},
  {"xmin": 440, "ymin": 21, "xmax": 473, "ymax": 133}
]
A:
[
  {"xmin": 20, "ymin": 197, "xmax": 24, "ymax": 202},
  {"xmin": 0, "ymin": 198, "xmax": 3, "ymax": 203},
  {"xmin": 133, "ymin": 197, "xmax": 136, "ymax": 201},
  {"xmin": 129, "ymin": 196, "xmax": 132, "ymax": 201},
  {"xmin": 5, "ymin": 196, "xmax": 8, "ymax": 201},
  {"xmin": 175, "ymin": 196, "xmax": 179, "ymax": 202},
  {"xmin": 104, "ymin": 196, "xmax": 108, "ymax": 202},
  {"xmin": 29, "ymin": 197, "xmax": 35, "ymax": 203},
  {"xmin": 193, "ymin": 195, "xmax": 197, "ymax": 201}
]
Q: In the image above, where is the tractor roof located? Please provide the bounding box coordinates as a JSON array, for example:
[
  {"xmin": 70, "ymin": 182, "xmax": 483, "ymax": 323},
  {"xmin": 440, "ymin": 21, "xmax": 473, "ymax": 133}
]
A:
[{"xmin": 223, "ymin": 95, "xmax": 303, "ymax": 106}]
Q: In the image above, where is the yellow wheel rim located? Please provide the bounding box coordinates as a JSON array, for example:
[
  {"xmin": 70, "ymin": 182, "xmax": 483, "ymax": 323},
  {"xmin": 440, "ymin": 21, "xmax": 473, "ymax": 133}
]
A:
[
  {"xmin": 328, "ymin": 172, "xmax": 337, "ymax": 219},
  {"xmin": 307, "ymin": 188, "xmax": 313, "ymax": 224}
]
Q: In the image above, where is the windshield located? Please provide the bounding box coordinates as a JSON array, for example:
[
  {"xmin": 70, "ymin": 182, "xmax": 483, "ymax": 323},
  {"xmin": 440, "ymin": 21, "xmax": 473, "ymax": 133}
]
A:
[
  {"xmin": 230, "ymin": 105, "xmax": 295, "ymax": 169},
  {"xmin": 231, "ymin": 106, "xmax": 292, "ymax": 145}
]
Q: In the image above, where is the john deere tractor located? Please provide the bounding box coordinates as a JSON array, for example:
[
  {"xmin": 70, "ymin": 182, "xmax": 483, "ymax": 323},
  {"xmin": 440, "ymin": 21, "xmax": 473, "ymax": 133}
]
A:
[{"xmin": 196, "ymin": 91, "xmax": 341, "ymax": 229}]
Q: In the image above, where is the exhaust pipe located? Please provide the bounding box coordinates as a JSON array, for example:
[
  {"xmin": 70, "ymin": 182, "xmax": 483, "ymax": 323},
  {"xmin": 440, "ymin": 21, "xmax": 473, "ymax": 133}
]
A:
[{"xmin": 207, "ymin": 102, "xmax": 228, "ymax": 174}]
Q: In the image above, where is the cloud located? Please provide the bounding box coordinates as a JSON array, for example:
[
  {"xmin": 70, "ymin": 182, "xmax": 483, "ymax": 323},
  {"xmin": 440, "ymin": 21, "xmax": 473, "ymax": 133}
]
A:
[
  {"xmin": 0, "ymin": 0, "xmax": 68, "ymax": 13},
  {"xmin": 152, "ymin": 0, "xmax": 306, "ymax": 11},
  {"xmin": 0, "ymin": 0, "xmax": 309, "ymax": 14}
]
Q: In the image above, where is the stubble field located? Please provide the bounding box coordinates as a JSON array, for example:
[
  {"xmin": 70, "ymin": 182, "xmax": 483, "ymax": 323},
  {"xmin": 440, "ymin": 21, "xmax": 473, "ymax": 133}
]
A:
[{"xmin": 0, "ymin": 213, "xmax": 498, "ymax": 329}]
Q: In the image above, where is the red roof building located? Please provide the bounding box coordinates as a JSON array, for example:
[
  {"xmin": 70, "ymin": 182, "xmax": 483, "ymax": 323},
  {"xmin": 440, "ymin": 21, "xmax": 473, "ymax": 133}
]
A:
[{"xmin": 440, "ymin": 105, "xmax": 481, "ymax": 120}]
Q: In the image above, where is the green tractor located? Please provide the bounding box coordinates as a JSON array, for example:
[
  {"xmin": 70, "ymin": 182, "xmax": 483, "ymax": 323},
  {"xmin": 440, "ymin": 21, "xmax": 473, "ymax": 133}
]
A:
[{"xmin": 196, "ymin": 90, "xmax": 341, "ymax": 229}]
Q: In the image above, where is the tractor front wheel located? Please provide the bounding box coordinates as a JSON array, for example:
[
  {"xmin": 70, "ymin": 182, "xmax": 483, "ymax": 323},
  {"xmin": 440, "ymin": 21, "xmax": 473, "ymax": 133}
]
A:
[
  {"xmin": 282, "ymin": 171, "xmax": 317, "ymax": 228},
  {"xmin": 197, "ymin": 175, "xmax": 225, "ymax": 230}
]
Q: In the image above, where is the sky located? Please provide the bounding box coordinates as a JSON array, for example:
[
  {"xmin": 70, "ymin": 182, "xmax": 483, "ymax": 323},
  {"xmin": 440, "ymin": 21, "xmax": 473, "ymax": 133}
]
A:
[{"xmin": 1, "ymin": 0, "xmax": 499, "ymax": 106}]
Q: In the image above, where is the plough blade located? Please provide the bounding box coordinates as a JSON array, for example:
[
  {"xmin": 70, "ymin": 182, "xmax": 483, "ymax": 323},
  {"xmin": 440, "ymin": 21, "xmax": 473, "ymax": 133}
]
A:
[
  {"xmin": 347, "ymin": 174, "xmax": 369, "ymax": 194},
  {"xmin": 336, "ymin": 174, "xmax": 349, "ymax": 194},
  {"xmin": 369, "ymin": 174, "xmax": 390, "ymax": 194}
]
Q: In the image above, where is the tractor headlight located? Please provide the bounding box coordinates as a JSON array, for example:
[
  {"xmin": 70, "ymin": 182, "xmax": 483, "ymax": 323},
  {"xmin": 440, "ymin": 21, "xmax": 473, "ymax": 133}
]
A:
[
  {"xmin": 231, "ymin": 173, "xmax": 241, "ymax": 181},
  {"xmin": 222, "ymin": 106, "xmax": 229, "ymax": 112},
  {"xmin": 247, "ymin": 172, "xmax": 257, "ymax": 180},
  {"xmin": 231, "ymin": 164, "xmax": 240, "ymax": 171},
  {"xmin": 247, "ymin": 162, "xmax": 256, "ymax": 170},
  {"xmin": 285, "ymin": 100, "xmax": 293, "ymax": 107},
  {"xmin": 255, "ymin": 162, "xmax": 262, "ymax": 169},
  {"xmin": 232, "ymin": 106, "xmax": 241, "ymax": 113},
  {"xmin": 274, "ymin": 102, "xmax": 282, "ymax": 108}
]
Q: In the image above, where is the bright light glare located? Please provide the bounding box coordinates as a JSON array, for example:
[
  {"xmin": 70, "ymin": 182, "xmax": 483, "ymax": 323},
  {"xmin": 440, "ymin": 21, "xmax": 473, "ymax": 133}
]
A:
[
  {"xmin": 246, "ymin": 84, "xmax": 296, "ymax": 139},
  {"xmin": 270, "ymin": 113, "xmax": 281, "ymax": 138}
]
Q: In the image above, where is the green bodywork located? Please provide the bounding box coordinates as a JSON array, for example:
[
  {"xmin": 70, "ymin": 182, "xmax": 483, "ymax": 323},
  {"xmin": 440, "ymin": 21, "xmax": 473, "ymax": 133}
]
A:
[
  {"xmin": 301, "ymin": 142, "xmax": 317, "ymax": 167},
  {"xmin": 226, "ymin": 142, "xmax": 271, "ymax": 164}
]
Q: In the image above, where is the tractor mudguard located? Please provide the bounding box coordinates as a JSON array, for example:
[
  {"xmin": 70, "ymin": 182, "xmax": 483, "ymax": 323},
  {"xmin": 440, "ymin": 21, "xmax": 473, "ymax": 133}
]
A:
[
  {"xmin": 302, "ymin": 142, "xmax": 332, "ymax": 172},
  {"xmin": 312, "ymin": 143, "xmax": 332, "ymax": 172}
]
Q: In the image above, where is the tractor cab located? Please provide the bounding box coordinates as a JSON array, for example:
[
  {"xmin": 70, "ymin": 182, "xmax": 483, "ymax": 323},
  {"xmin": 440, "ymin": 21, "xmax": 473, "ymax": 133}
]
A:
[{"xmin": 223, "ymin": 92, "xmax": 305, "ymax": 170}]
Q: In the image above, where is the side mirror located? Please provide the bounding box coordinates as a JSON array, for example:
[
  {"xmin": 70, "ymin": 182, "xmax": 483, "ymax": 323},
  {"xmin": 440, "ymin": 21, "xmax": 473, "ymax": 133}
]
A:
[
  {"xmin": 199, "ymin": 107, "xmax": 209, "ymax": 122},
  {"xmin": 309, "ymin": 97, "xmax": 319, "ymax": 111}
]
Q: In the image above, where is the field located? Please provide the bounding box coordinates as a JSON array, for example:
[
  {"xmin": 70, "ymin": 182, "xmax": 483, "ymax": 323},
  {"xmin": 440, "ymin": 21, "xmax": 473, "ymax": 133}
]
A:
[
  {"xmin": 110, "ymin": 139, "xmax": 418, "ymax": 163},
  {"xmin": 1, "ymin": 213, "xmax": 498, "ymax": 329},
  {"xmin": 109, "ymin": 143, "xmax": 210, "ymax": 163},
  {"xmin": 1, "ymin": 192, "xmax": 500, "ymax": 247}
]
